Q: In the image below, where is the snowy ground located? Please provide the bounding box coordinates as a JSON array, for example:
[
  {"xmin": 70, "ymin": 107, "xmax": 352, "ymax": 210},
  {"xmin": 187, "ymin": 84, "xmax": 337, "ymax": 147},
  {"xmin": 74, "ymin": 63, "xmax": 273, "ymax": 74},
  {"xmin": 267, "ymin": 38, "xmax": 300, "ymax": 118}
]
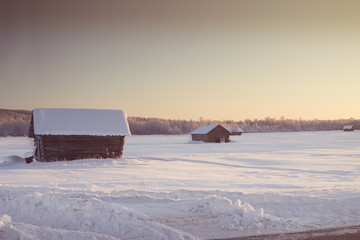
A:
[{"xmin": 1, "ymin": 131, "xmax": 360, "ymax": 239}]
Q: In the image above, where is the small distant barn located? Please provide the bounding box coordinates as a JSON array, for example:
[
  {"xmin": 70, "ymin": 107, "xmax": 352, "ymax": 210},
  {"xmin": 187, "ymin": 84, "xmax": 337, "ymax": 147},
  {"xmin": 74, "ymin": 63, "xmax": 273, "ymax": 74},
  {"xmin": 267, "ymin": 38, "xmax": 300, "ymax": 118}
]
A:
[
  {"xmin": 28, "ymin": 108, "xmax": 131, "ymax": 162},
  {"xmin": 225, "ymin": 126, "xmax": 244, "ymax": 135},
  {"xmin": 343, "ymin": 125, "xmax": 354, "ymax": 131},
  {"xmin": 191, "ymin": 124, "xmax": 231, "ymax": 143}
]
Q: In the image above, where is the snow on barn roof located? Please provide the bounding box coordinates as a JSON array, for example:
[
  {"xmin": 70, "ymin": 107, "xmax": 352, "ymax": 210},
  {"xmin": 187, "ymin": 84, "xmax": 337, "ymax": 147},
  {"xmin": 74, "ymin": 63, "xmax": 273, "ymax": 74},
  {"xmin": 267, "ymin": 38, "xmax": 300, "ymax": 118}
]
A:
[
  {"xmin": 343, "ymin": 125, "xmax": 353, "ymax": 130},
  {"xmin": 33, "ymin": 108, "xmax": 131, "ymax": 136},
  {"xmin": 225, "ymin": 126, "xmax": 244, "ymax": 133},
  {"xmin": 191, "ymin": 124, "xmax": 229, "ymax": 134}
]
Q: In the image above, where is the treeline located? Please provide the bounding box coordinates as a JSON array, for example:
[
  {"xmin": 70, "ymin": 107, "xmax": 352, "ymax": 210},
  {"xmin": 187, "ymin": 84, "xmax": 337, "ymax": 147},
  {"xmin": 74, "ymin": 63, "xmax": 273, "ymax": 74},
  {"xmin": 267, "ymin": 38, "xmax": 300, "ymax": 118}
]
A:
[
  {"xmin": 128, "ymin": 117, "xmax": 199, "ymax": 135},
  {"xmin": 0, "ymin": 109, "xmax": 31, "ymax": 137},
  {"xmin": 237, "ymin": 117, "xmax": 359, "ymax": 133},
  {"xmin": 0, "ymin": 109, "xmax": 358, "ymax": 136}
]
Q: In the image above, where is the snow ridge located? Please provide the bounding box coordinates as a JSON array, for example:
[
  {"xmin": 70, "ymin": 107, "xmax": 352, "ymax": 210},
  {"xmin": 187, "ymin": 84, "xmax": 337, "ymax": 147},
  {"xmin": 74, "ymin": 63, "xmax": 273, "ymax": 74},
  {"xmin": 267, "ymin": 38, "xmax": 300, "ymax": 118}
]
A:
[
  {"xmin": 2, "ymin": 186, "xmax": 360, "ymax": 239},
  {"xmin": 0, "ymin": 187, "xmax": 194, "ymax": 240}
]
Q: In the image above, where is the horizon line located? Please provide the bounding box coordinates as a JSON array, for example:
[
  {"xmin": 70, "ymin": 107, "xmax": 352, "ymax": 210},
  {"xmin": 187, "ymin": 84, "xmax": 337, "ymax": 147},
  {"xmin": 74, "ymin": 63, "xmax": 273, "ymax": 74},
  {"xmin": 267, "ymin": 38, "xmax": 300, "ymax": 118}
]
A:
[{"xmin": 1, "ymin": 108, "xmax": 358, "ymax": 123}]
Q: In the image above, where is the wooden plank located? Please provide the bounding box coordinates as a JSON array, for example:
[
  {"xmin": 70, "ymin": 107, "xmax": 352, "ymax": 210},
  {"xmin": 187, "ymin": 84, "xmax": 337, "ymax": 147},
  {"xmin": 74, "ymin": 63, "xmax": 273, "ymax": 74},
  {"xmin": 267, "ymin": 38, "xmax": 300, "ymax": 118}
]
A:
[
  {"xmin": 36, "ymin": 135, "xmax": 126, "ymax": 161},
  {"xmin": 28, "ymin": 112, "xmax": 35, "ymax": 138}
]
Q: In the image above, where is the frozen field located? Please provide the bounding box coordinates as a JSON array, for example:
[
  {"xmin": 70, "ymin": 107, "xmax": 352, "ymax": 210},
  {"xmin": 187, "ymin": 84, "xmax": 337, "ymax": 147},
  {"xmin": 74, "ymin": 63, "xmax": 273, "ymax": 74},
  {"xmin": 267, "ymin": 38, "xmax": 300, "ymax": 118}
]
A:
[{"xmin": 1, "ymin": 131, "xmax": 360, "ymax": 239}]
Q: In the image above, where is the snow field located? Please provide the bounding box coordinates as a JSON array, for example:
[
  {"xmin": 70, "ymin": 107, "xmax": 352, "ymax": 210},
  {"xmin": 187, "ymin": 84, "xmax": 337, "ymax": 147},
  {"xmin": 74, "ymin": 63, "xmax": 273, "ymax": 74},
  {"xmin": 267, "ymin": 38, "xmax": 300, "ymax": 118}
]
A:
[{"xmin": 1, "ymin": 131, "xmax": 360, "ymax": 239}]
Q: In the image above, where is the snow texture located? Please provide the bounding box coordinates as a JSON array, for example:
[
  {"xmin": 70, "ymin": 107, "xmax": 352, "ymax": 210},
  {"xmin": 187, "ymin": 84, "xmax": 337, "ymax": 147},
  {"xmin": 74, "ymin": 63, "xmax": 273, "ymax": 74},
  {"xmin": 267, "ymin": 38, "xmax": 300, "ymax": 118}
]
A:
[
  {"xmin": 1, "ymin": 131, "xmax": 360, "ymax": 239},
  {"xmin": 32, "ymin": 108, "xmax": 131, "ymax": 136}
]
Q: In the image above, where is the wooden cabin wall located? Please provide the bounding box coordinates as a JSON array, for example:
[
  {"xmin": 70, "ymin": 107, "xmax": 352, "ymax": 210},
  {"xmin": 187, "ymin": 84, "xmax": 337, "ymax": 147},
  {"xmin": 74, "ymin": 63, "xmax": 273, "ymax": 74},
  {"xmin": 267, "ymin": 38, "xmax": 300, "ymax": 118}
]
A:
[
  {"xmin": 191, "ymin": 134, "xmax": 208, "ymax": 142},
  {"xmin": 231, "ymin": 132, "xmax": 242, "ymax": 136},
  {"xmin": 35, "ymin": 135, "xmax": 126, "ymax": 162},
  {"xmin": 207, "ymin": 125, "xmax": 230, "ymax": 143},
  {"xmin": 28, "ymin": 113, "xmax": 35, "ymax": 138}
]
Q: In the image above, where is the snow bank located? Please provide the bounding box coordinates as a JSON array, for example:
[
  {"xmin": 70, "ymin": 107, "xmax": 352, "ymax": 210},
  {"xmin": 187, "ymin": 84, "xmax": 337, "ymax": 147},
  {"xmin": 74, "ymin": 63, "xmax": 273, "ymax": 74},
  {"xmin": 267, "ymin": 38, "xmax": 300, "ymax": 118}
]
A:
[
  {"xmin": 1, "ymin": 186, "xmax": 360, "ymax": 239},
  {"xmin": 0, "ymin": 215, "xmax": 17, "ymax": 240},
  {"xmin": 0, "ymin": 214, "xmax": 117, "ymax": 240},
  {"xmin": 0, "ymin": 155, "xmax": 26, "ymax": 166},
  {"xmin": 187, "ymin": 195, "xmax": 271, "ymax": 230},
  {"xmin": 0, "ymin": 187, "xmax": 284, "ymax": 239},
  {"xmin": 0, "ymin": 187, "xmax": 194, "ymax": 240}
]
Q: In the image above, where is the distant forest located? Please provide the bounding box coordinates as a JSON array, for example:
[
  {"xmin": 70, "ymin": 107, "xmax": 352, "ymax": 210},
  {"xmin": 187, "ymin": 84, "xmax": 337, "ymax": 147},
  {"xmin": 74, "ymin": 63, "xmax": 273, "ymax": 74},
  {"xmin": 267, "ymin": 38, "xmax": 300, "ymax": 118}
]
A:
[{"xmin": 0, "ymin": 109, "xmax": 358, "ymax": 137}]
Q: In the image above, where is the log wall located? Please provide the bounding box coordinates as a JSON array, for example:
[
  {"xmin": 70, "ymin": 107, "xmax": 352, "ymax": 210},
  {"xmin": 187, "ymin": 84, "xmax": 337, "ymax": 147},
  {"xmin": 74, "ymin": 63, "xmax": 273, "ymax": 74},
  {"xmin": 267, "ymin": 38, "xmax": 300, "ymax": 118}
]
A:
[
  {"xmin": 34, "ymin": 135, "xmax": 126, "ymax": 162},
  {"xmin": 28, "ymin": 113, "xmax": 35, "ymax": 138},
  {"xmin": 191, "ymin": 134, "xmax": 208, "ymax": 142},
  {"xmin": 207, "ymin": 125, "xmax": 230, "ymax": 143}
]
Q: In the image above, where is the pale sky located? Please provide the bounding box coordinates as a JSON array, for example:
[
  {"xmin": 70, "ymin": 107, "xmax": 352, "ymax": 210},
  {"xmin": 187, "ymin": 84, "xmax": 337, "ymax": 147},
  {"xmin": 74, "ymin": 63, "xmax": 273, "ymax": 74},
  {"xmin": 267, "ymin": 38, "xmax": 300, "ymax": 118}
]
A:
[{"xmin": 1, "ymin": 0, "xmax": 360, "ymax": 120}]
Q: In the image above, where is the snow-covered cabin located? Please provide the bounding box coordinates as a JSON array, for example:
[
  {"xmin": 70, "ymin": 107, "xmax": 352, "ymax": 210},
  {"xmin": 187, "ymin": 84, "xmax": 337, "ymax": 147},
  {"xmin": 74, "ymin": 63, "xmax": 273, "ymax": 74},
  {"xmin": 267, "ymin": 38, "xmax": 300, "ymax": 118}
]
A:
[
  {"xmin": 28, "ymin": 108, "xmax": 131, "ymax": 162},
  {"xmin": 225, "ymin": 126, "xmax": 244, "ymax": 135},
  {"xmin": 191, "ymin": 124, "xmax": 231, "ymax": 143},
  {"xmin": 343, "ymin": 125, "xmax": 354, "ymax": 131}
]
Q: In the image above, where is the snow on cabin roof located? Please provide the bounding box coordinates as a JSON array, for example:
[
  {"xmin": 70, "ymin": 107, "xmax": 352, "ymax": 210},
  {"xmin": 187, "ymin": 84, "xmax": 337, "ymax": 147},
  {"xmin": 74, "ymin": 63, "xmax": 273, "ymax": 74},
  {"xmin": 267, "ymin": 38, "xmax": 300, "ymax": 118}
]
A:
[
  {"xmin": 33, "ymin": 108, "xmax": 131, "ymax": 136},
  {"xmin": 343, "ymin": 125, "xmax": 353, "ymax": 129},
  {"xmin": 225, "ymin": 126, "xmax": 244, "ymax": 133},
  {"xmin": 191, "ymin": 124, "xmax": 228, "ymax": 134}
]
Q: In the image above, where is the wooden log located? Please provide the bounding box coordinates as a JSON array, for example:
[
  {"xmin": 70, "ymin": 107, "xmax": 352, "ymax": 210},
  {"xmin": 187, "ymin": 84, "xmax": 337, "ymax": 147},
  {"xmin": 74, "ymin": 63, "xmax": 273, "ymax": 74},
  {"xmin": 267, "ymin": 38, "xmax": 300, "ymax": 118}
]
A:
[{"xmin": 35, "ymin": 135, "xmax": 126, "ymax": 162}]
